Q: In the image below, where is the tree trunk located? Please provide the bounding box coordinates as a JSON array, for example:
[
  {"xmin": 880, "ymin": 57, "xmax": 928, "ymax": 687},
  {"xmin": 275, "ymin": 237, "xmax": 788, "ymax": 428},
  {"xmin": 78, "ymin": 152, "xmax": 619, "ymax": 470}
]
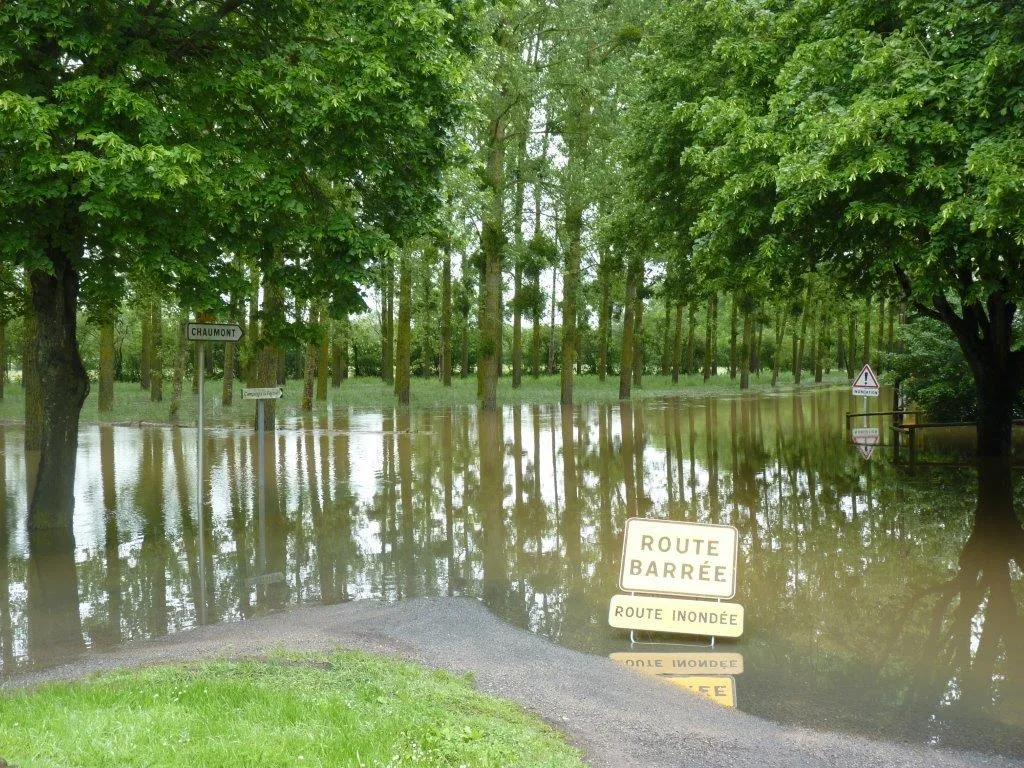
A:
[
  {"xmin": 739, "ymin": 305, "xmax": 752, "ymax": 390},
  {"xmin": 531, "ymin": 304, "xmax": 542, "ymax": 379},
  {"xmin": 795, "ymin": 288, "xmax": 810, "ymax": 384},
  {"xmin": 813, "ymin": 303, "xmax": 824, "ymax": 384},
  {"xmin": 340, "ymin": 315, "xmax": 350, "ymax": 381},
  {"xmin": 619, "ymin": 254, "xmax": 639, "ymax": 399},
  {"xmin": 598, "ymin": 252, "xmax": 611, "ymax": 382},
  {"xmin": 632, "ymin": 286, "xmax": 645, "ymax": 388},
  {"xmin": 875, "ymin": 297, "xmax": 886, "ymax": 374},
  {"xmin": 847, "ymin": 311, "xmax": 857, "ymax": 378},
  {"xmin": 0, "ymin": 322, "xmax": 5, "ymax": 401},
  {"xmin": 316, "ymin": 308, "xmax": 329, "ymax": 401},
  {"xmin": 560, "ymin": 207, "xmax": 584, "ymax": 406},
  {"xmin": 222, "ymin": 341, "xmax": 236, "ymax": 406},
  {"xmin": 28, "ymin": 245, "xmax": 90, "ymax": 531},
  {"xmin": 671, "ymin": 300, "xmax": 683, "ymax": 384},
  {"xmin": 660, "ymin": 297, "xmax": 673, "ymax": 376},
  {"xmin": 98, "ymin": 320, "xmax": 115, "ymax": 413},
  {"xmin": 255, "ymin": 278, "xmax": 284, "ymax": 430},
  {"xmin": 140, "ymin": 302, "xmax": 152, "ymax": 390},
  {"xmin": 729, "ymin": 294, "xmax": 738, "ymax": 379},
  {"xmin": 332, "ymin": 341, "xmax": 343, "ymax": 388},
  {"xmin": 169, "ymin": 312, "xmax": 187, "ymax": 423},
  {"xmin": 441, "ymin": 250, "xmax": 452, "ymax": 387},
  {"xmin": 478, "ymin": 94, "xmax": 507, "ymax": 411},
  {"xmin": 702, "ymin": 295, "xmax": 714, "ymax": 381},
  {"xmin": 381, "ymin": 260, "xmax": 394, "ymax": 385},
  {"xmin": 395, "ymin": 251, "xmax": 412, "ymax": 405},
  {"xmin": 862, "ymin": 296, "xmax": 872, "ymax": 366},
  {"xmin": 771, "ymin": 307, "xmax": 785, "ymax": 387},
  {"xmin": 685, "ymin": 303, "xmax": 696, "ymax": 376},
  {"xmin": 547, "ymin": 266, "xmax": 557, "ymax": 375},
  {"xmin": 150, "ymin": 300, "xmax": 163, "ymax": 402},
  {"xmin": 23, "ymin": 287, "xmax": 43, "ymax": 450},
  {"xmin": 709, "ymin": 293, "xmax": 719, "ymax": 376},
  {"xmin": 301, "ymin": 336, "xmax": 316, "ymax": 413}
]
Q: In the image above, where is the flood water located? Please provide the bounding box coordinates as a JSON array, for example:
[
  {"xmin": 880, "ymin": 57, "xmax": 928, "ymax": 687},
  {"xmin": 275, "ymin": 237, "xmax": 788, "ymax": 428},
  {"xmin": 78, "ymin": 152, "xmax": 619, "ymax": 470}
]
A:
[{"xmin": 1, "ymin": 389, "xmax": 1022, "ymax": 758}]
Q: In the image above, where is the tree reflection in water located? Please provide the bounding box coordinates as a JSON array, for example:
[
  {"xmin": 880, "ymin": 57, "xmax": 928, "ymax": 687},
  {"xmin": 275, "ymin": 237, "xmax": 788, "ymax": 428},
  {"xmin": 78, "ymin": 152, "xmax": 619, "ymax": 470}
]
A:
[{"xmin": 0, "ymin": 391, "xmax": 1020, "ymax": 756}]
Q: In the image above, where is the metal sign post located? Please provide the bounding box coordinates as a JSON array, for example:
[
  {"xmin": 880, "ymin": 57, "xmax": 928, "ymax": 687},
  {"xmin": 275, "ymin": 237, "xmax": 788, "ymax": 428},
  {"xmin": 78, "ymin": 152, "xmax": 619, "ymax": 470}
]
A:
[
  {"xmin": 186, "ymin": 321, "xmax": 244, "ymax": 624},
  {"xmin": 241, "ymin": 387, "xmax": 283, "ymax": 582}
]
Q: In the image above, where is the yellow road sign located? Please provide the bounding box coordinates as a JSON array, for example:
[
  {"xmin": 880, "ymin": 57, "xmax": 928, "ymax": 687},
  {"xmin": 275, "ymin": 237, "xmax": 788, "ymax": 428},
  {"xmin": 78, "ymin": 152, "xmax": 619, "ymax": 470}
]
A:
[{"xmin": 608, "ymin": 593, "xmax": 744, "ymax": 638}]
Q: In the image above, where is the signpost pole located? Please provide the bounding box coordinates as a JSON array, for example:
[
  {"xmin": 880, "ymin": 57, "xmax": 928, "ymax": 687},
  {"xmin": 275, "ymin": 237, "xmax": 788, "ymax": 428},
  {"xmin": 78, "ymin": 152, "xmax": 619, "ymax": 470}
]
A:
[
  {"xmin": 863, "ymin": 395, "xmax": 868, "ymax": 428},
  {"xmin": 257, "ymin": 398, "xmax": 266, "ymax": 578},
  {"xmin": 196, "ymin": 340, "xmax": 206, "ymax": 625}
]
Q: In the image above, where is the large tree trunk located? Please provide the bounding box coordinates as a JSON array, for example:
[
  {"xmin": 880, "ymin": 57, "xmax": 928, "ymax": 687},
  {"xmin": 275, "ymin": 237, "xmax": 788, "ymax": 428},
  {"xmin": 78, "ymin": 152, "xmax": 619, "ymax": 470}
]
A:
[
  {"xmin": 547, "ymin": 266, "xmax": 557, "ymax": 375},
  {"xmin": 395, "ymin": 251, "xmax": 412, "ymax": 405},
  {"xmin": 441, "ymin": 250, "xmax": 452, "ymax": 387},
  {"xmin": 560, "ymin": 204, "xmax": 584, "ymax": 406},
  {"xmin": 381, "ymin": 261, "xmax": 394, "ymax": 385},
  {"xmin": 28, "ymin": 243, "xmax": 90, "ymax": 531},
  {"xmin": 301, "ymin": 307, "xmax": 316, "ymax": 412},
  {"xmin": 619, "ymin": 254, "xmax": 639, "ymax": 399},
  {"xmin": 740, "ymin": 304, "xmax": 752, "ymax": 390},
  {"xmin": 98, "ymin": 319, "xmax": 115, "ymax": 413},
  {"xmin": 632, "ymin": 287, "xmax": 645, "ymax": 388}
]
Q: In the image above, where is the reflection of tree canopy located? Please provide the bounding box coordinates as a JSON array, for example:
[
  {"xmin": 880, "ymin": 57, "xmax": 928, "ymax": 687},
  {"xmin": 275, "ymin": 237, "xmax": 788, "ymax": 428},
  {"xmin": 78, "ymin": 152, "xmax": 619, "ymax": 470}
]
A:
[{"xmin": 0, "ymin": 393, "xmax": 1020, "ymax": 756}]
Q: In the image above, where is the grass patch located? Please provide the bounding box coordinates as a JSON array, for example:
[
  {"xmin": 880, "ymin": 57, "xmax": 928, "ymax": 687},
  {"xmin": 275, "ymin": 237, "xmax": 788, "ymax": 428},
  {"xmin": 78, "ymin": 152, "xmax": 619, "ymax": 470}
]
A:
[
  {"xmin": 0, "ymin": 371, "xmax": 849, "ymax": 427},
  {"xmin": 0, "ymin": 651, "xmax": 586, "ymax": 768}
]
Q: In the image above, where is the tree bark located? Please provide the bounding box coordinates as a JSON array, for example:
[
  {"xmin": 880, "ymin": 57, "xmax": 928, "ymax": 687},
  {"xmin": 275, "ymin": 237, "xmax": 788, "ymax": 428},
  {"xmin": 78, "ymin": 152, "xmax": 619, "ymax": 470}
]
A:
[
  {"xmin": 560, "ymin": 204, "xmax": 584, "ymax": 406},
  {"xmin": 619, "ymin": 254, "xmax": 639, "ymax": 399},
  {"xmin": 771, "ymin": 307, "xmax": 785, "ymax": 387},
  {"xmin": 23, "ymin": 286, "xmax": 43, "ymax": 450},
  {"xmin": 169, "ymin": 312, "xmax": 187, "ymax": 424},
  {"xmin": 671, "ymin": 300, "xmax": 683, "ymax": 384},
  {"xmin": 685, "ymin": 303, "xmax": 696, "ymax": 376},
  {"xmin": 862, "ymin": 296, "xmax": 872, "ymax": 366},
  {"xmin": 0, "ymin": 322, "xmax": 5, "ymax": 401},
  {"xmin": 150, "ymin": 299, "xmax": 163, "ymax": 402},
  {"xmin": 316, "ymin": 307, "xmax": 329, "ymax": 401},
  {"xmin": 632, "ymin": 284, "xmax": 645, "ymax": 388},
  {"xmin": 441, "ymin": 249, "xmax": 452, "ymax": 386},
  {"xmin": 395, "ymin": 251, "xmax": 412, "ymax": 405},
  {"xmin": 381, "ymin": 260, "xmax": 394, "ymax": 385},
  {"xmin": 740, "ymin": 304, "xmax": 752, "ymax": 389},
  {"xmin": 795, "ymin": 288, "xmax": 810, "ymax": 384},
  {"xmin": 847, "ymin": 311, "xmax": 857, "ymax": 378},
  {"xmin": 598, "ymin": 251, "xmax": 611, "ymax": 382},
  {"xmin": 98, "ymin": 319, "xmax": 115, "ymax": 413},
  {"xmin": 729, "ymin": 294, "xmax": 738, "ymax": 379},
  {"xmin": 28, "ymin": 242, "xmax": 90, "ymax": 531},
  {"xmin": 702, "ymin": 295, "xmax": 714, "ymax": 381},
  {"xmin": 222, "ymin": 341, "xmax": 236, "ymax": 405},
  {"xmin": 140, "ymin": 301, "xmax": 152, "ymax": 390},
  {"xmin": 479, "ymin": 94, "xmax": 507, "ymax": 411},
  {"xmin": 547, "ymin": 266, "xmax": 557, "ymax": 375}
]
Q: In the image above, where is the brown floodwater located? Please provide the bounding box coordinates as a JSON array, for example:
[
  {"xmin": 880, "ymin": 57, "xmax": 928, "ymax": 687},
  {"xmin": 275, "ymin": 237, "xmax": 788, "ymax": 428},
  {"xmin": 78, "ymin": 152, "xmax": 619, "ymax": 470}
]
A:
[{"xmin": 1, "ymin": 389, "xmax": 1022, "ymax": 758}]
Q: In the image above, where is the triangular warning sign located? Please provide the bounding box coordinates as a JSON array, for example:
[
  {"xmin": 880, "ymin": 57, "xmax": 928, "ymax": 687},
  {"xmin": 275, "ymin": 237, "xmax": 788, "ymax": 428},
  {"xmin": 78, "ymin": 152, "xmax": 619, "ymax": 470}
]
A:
[
  {"xmin": 857, "ymin": 443, "xmax": 875, "ymax": 460},
  {"xmin": 852, "ymin": 363, "xmax": 880, "ymax": 396}
]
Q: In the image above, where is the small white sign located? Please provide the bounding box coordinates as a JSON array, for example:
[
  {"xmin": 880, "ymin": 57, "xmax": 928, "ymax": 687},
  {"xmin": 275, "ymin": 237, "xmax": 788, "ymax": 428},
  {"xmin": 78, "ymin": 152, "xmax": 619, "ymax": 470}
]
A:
[
  {"xmin": 186, "ymin": 322, "xmax": 244, "ymax": 343},
  {"xmin": 851, "ymin": 427, "xmax": 880, "ymax": 446},
  {"xmin": 608, "ymin": 594, "xmax": 744, "ymax": 638},
  {"xmin": 619, "ymin": 518, "xmax": 738, "ymax": 599},
  {"xmin": 852, "ymin": 363, "xmax": 880, "ymax": 397},
  {"xmin": 242, "ymin": 387, "xmax": 284, "ymax": 400}
]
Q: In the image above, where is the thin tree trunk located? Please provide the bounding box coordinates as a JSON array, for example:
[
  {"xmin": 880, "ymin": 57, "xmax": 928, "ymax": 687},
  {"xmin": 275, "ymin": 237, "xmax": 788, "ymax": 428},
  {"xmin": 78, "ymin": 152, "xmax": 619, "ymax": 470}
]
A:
[
  {"xmin": 619, "ymin": 255, "xmax": 638, "ymax": 399},
  {"xmin": 222, "ymin": 341, "xmax": 235, "ymax": 406},
  {"xmin": 671, "ymin": 300, "xmax": 683, "ymax": 383},
  {"xmin": 660, "ymin": 297, "xmax": 672, "ymax": 376},
  {"xmin": 702, "ymin": 295, "xmax": 714, "ymax": 381},
  {"xmin": 332, "ymin": 341, "xmax": 343, "ymax": 388},
  {"xmin": 740, "ymin": 304, "xmax": 752, "ymax": 389},
  {"xmin": 340, "ymin": 315, "xmax": 350, "ymax": 380},
  {"xmin": 301, "ymin": 332, "xmax": 316, "ymax": 413},
  {"xmin": 395, "ymin": 251, "xmax": 412, "ymax": 405},
  {"xmin": 709, "ymin": 293, "xmax": 719, "ymax": 376},
  {"xmin": 632, "ymin": 286, "xmax": 644, "ymax": 388},
  {"xmin": 875, "ymin": 297, "xmax": 886, "ymax": 374},
  {"xmin": 598, "ymin": 252, "xmax": 611, "ymax": 382},
  {"xmin": 169, "ymin": 312, "xmax": 187, "ymax": 423},
  {"xmin": 771, "ymin": 307, "xmax": 785, "ymax": 387},
  {"xmin": 729, "ymin": 294, "xmax": 738, "ymax": 379},
  {"xmin": 862, "ymin": 296, "xmax": 872, "ymax": 366},
  {"xmin": 150, "ymin": 300, "xmax": 163, "ymax": 402},
  {"xmin": 381, "ymin": 260, "xmax": 394, "ymax": 385},
  {"xmin": 847, "ymin": 311, "xmax": 857, "ymax": 378},
  {"xmin": 795, "ymin": 288, "xmax": 810, "ymax": 384},
  {"xmin": 99, "ymin": 320, "xmax": 115, "ymax": 413},
  {"xmin": 685, "ymin": 303, "xmax": 696, "ymax": 376},
  {"xmin": 0, "ymin": 322, "xmax": 5, "ymax": 401},
  {"xmin": 441, "ymin": 249, "xmax": 452, "ymax": 387},
  {"xmin": 547, "ymin": 266, "xmax": 557, "ymax": 375},
  {"xmin": 531, "ymin": 304, "xmax": 542, "ymax": 379},
  {"xmin": 140, "ymin": 302, "xmax": 152, "ymax": 390},
  {"xmin": 316, "ymin": 307, "xmax": 329, "ymax": 401}
]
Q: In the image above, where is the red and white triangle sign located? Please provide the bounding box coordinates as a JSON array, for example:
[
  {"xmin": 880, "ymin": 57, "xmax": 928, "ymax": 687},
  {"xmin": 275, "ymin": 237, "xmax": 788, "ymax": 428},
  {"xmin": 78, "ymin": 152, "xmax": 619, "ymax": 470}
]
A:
[
  {"xmin": 852, "ymin": 363, "xmax": 880, "ymax": 397},
  {"xmin": 857, "ymin": 443, "xmax": 876, "ymax": 460}
]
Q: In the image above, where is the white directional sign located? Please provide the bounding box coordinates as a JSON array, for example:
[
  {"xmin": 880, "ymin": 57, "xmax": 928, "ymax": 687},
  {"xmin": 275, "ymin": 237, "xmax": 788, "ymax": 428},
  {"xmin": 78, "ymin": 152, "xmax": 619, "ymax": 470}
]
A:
[
  {"xmin": 851, "ymin": 427, "xmax": 880, "ymax": 446},
  {"xmin": 186, "ymin": 323, "xmax": 244, "ymax": 343},
  {"xmin": 619, "ymin": 518, "xmax": 738, "ymax": 599},
  {"xmin": 242, "ymin": 387, "xmax": 284, "ymax": 400},
  {"xmin": 852, "ymin": 363, "xmax": 880, "ymax": 397}
]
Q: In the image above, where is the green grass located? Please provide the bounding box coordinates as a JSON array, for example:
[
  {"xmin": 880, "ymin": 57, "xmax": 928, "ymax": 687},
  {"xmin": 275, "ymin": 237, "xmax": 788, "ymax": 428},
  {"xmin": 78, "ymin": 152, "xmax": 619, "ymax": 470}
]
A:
[
  {"xmin": 0, "ymin": 370, "xmax": 850, "ymax": 427},
  {"xmin": 0, "ymin": 651, "xmax": 586, "ymax": 768}
]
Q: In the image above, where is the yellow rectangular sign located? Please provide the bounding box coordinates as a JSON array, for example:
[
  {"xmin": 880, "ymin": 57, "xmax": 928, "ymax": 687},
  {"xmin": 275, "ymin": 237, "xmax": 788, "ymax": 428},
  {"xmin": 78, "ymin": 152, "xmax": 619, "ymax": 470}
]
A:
[
  {"xmin": 608, "ymin": 594, "xmax": 744, "ymax": 638},
  {"xmin": 609, "ymin": 652, "xmax": 744, "ymax": 676},
  {"xmin": 665, "ymin": 675, "xmax": 736, "ymax": 708},
  {"xmin": 619, "ymin": 518, "xmax": 738, "ymax": 599}
]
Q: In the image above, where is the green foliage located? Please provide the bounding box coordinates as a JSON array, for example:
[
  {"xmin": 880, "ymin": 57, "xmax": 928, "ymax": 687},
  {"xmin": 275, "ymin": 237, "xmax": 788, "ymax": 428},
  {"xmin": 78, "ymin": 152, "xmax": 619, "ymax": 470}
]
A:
[{"xmin": 0, "ymin": 652, "xmax": 585, "ymax": 768}]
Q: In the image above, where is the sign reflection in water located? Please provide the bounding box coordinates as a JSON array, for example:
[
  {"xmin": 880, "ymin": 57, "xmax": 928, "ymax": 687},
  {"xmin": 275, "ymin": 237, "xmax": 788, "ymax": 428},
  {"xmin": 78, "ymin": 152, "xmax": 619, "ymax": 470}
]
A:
[{"xmin": 0, "ymin": 390, "xmax": 1021, "ymax": 757}]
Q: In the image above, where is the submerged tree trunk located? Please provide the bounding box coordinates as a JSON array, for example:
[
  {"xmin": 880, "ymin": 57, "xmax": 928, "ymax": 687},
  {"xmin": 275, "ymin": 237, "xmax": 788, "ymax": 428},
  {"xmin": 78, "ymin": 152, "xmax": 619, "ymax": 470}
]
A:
[
  {"xmin": 98, "ymin": 319, "xmax": 115, "ymax": 413},
  {"xmin": 28, "ymin": 241, "xmax": 90, "ymax": 531}
]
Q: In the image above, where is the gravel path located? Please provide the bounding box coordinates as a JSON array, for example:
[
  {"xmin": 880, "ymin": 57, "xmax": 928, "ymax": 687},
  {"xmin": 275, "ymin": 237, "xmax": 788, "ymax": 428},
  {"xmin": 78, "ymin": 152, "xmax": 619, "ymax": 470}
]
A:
[{"xmin": 4, "ymin": 597, "xmax": 1019, "ymax": 768}]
